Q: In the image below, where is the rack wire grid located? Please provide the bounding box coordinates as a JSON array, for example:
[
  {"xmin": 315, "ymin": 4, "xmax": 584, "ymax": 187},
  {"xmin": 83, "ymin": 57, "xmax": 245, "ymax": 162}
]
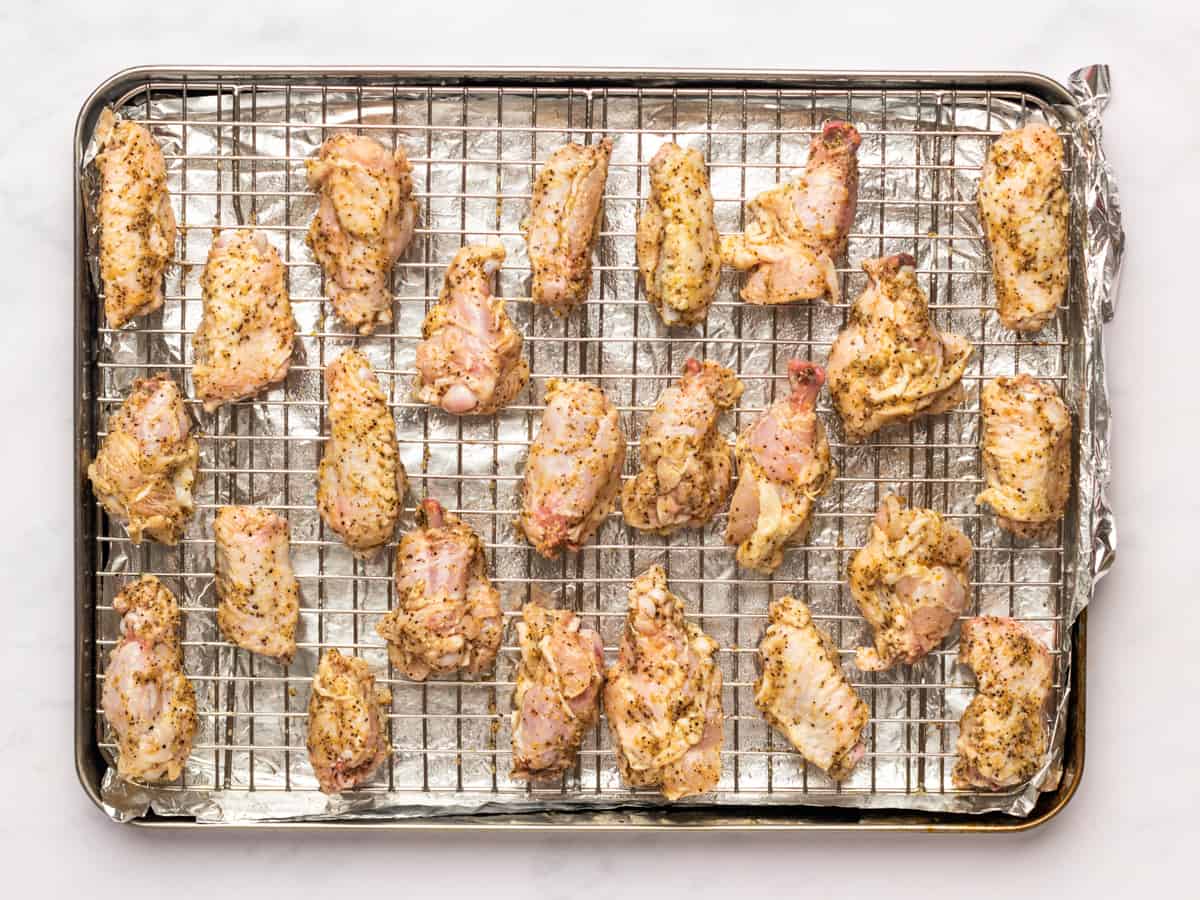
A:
[{"xmin": 86, "ymin": 73, "xmax": 1076, "ymax": 815}]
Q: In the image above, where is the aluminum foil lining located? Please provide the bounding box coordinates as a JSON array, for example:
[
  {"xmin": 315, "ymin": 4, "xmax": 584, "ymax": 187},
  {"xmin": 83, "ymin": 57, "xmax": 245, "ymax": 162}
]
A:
[{"xmin": 81, "ymin": 65, "xmax": 1120, "ymax": 823}]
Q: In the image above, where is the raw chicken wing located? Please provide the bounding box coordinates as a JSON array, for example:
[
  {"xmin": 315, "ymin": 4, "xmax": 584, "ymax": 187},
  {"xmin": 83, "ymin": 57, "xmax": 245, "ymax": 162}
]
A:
[
  {"xmin": 827, "ymin": 254, "xmax": 972, "ymax": 441},
  {"xmin": 978, "ymin": 123, "xmax": 1068, "ymax": 333},
  {"xmin": 953, "ymin": 616, "xmax": 1053, "ymax": 790},
  {"xmin": 604, "ymin": 566, "xmax": 723, "ymax": 799},
  {"xmin": 88, "ymin": 375, "xmax": 199, "ymax": 545},
  {"xmin": 317, "ymin": 349, "xmax": 407, "ymax": 557},
  {"xmin": 413, "ymin": 240, "xmax": 529, "ymax": 415},
  {"xmin": 848, "ymin": 494, "xmax": 972, "ymax": 671},
  {"xmin": 214, "ymin": 505, "xmax": 300, "ymax": 664},
  {"xmin": 101, "ymin": 575, "xmax": 197, "ymax": 783},
  {"xmin": 724, "ymin": 361, "xmax": 834, "ymax": 573},
  {"xmin": 306, "ymin": 649, "xmax": 392, "ymax": 793},
  {"xmin": 376, "ymin": 499, "xmax": 502, "ymax": 680},
  {"xmin": 622, "ymin": 358, "xmax": 743, "ymax": 534},
  {"xmin": 976, "ymin": 375, "xmax": 1071, "ymax": 539},
  {"xmin": 306, "ymin": 134, "xmax": 418, "ymax": 335},
  {"xmin": 193, "ymin": 229, "xmax": 296, "ymax": 412},
  {"xmin": 722, "ymin": 121, "xmax": 860, "ymax": 304},
  {"xmin": 756, "ymin": 596, "xmax": 867, "ymax": 779}
]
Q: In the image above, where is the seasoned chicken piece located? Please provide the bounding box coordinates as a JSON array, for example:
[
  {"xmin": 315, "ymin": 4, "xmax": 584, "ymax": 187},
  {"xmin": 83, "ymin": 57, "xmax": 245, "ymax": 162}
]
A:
[
  {"xmin": 517, "ymin": 379, "xmax": 627, "ymax": 557},
  {"xmin": 193, "ymin": 230, "xmax": 296, "ymax": 412},
  {"xmin": 848, "ymin": 495, "xmax": 972, "ymax": 671},
  {"xmin": 510, "ymin": 603, "xmax": 605, "ymax": 780},
  {"xmin": 605, "ymin": 566, "xmax": 723, "ymax": 800},
  {"xmin": 978, "ymin": 123, "xmax": 1068, "ymax": 333},
  {"xmin": 622, "ymin": 359, "xmax": 743, "ymax": 534},
  {"xmin": 722, "ymin": 121, "xmax": 860, "ymax": 305},
  {"xmin": 413, "ymin": 240, "xmax": 529, "ymax": 415},
  {"xmin": 636, "ymin": 143, "xmax": 721, "ymax": 326},
  {"xmin": 317, "ymin": 349, "xmax": 407, "ymax": 557},
  {"xmin": 93, "ymin": 108, "xmax": 177, "ymax": 328},
  {"xmin": 724, "ymin": 361, "xmax": 835, "ymax": 573},
  {"xmin": 306, "ymin": 134, "xmax": 418, "ymax": 335},
  {"xmin": 954, "ymin": 617, "xmax": 1053, "ymax": 790},
  {"xmin": 756, "ymin": 596, "xmax": 868, "ymax": 779},
  {"xmin": 306, "ymin": 649, "xmax": 392, "ymax": 794},
  {"xmin": 827, "ymin": 254, "xmax": 972, "ymax": 441},
  {"xmin": 87, "ymin": 375, "xmax": 199, "ymax": 545},
  {"xmin": 101, "ymin": 575, "xmax": 197, "ymax": 783},
  {"xmin": 376, "ymin": 499, "xmax": 502, "ymax": 680},
  {"xmin": 214, "ymin": 505, "xmax": 300, "ymax": 664},
  {"xmin": 522, "ymin": 138, "xmax": 612, "ymax": 312},
  {"xmin": 976, "ymin": 375, "xmax": 1072, "ymax": 539}
]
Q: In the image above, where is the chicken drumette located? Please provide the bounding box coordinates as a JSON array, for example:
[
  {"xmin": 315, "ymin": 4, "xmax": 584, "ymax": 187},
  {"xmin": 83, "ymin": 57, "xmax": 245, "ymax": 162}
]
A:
[
  {"xmin": 827, "ymin": 254, "xmax": 972, "ymax": 441},
  {"xmin": 413, "ymin": 240, "xmax": 529, "ymax": 415},
  {"xmin": 848, "ymin": 495, "xmax": 972, "ymax": 671},
  {"xmin": 621, "ymin": 359, "xmax": 743, "ymax": 534},
  {"xmin": 306, "ymin": 649, "xmax": 392, "ymax": 794},
  {"xmin": 376, "ymin": 499, "xmax": 503, "ymax": 681},
  {"xmin": 604, "ymin": 566, "xmax": 723, "ymax": 800},
  {"xmin": 724, "ymin": 361, "xmax": 835, "ymax": 573}
]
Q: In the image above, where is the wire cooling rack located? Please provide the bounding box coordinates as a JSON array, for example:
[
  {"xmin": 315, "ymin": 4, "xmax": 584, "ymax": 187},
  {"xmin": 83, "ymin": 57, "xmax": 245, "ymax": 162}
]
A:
[{"xmin": 83, "ymin": 72, "xmax": 1077, "ymax": 819}]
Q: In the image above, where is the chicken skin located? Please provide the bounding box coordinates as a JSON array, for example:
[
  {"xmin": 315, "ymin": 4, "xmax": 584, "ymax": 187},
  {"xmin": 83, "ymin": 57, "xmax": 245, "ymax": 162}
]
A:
[
  {"xmin": 517, "ymin": 379, "xmax": 627, "ymax": 557},
  {"xmin": 827, "ymin": 254, "xmax": 972, "ymax": 441},
  {"xmin": 306, "ymin": 134, "xmax": 418, "ymax": 335},
  {"xmin": 213, "ymin": 505, "xmax": 300, "ymax": 664},
  {"xmin": 193, "ymin": 230, "xmax": 296, "ymax": 412},
  {"xmin": 978, "ymin": 123, "xmax": 1069, "ymax": 333},
  {"xmin": 523, "ymin": 138, "xmax": 612, "ymax": 312},
  {"xmin": 306, "ymin": 649, "xmax": 392, "ymax": 794},
  {"xmin": 976, "ymin": 375, "xmax": 1072, "ymax": 539},
  {"xmin": 93, "ymin": 108, "xmax": 177, "ymax": 328},
  {"xmin": 510, "ymin": 603, "xmax": 605, "ymax": 781},
  {"xmin": 622, "ymin": 359, "xmax": 743, "ymax": 534},
  {"xmin": 848, "ymin": 495, "xmax": 972, "ymax": 671},
  {"xmin": 636, "ymin": 143, "xmax": 721, "ymax": 326},
  {"xmin": 722, "ymin": 121, "xmax": 860, "ymax": 305},
  {"xmin": 724, "ymin": 361, "xmax": 835, "ymax": 574},
  {"xmin": 101, "ymin": 575, "xmax": 197, "ymax": 783},
  {"xmin": 413, "ymin": 240, "xmax": 529, "ymax": 415},
  {"xmin": 317, "ymin": 350, "xmax": 407, "ymax": 557},
  {"xmin": 953, "ymin": 617, "xmax": 1053, "ymax": 790},
  {"xmin": 375, "ymin": 499, "xmax": 503, "ymax": 681},
  {"xmin": 88, "ymin": 375, "xmax": 199, "ymax": 545},
  {"xmin": 604, "ymin": 566, "xmax": 723, "ymax": 800}
]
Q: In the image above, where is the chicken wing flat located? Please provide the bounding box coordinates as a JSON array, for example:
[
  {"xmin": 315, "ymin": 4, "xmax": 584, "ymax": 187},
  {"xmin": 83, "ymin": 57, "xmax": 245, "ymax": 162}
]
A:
[
  {"xmin": 94, "ymin": 108, "xmax": 177, "ymax": 328},
  {"xmin": 953, "ymin": 616, "xmax": 1053, "ymax": 790},
  {"xmin": 755, "ymin": 596, "xmax": 868, "ymax": 780},
  {"xmin": 88, "ymin": 374, "xmax": 199, "ymax": 545},
  {"xmin": 724, "ymin": 361, "xmax": 835, "ymax": 573},
  {"xmin": 827, "ymin": 254, "xmax": 972, "ymax": 441},
  {"xmin": 376, "ymin": 499, "xmax": 502, "ymax": 681},
  {"xmin": 414, "ymin": 240, "xmax": 529, "ymax": 415},
  {"xmin": 622, "ymin": 358, "xmax": 743, "ymax": 534},
  {"xmin": 214, "ymin": 505, "xmax": 300, "ymax": 664},
  {"xmin": 978, "ymin": 123, "xmax": 1068, "ymax": 333},
  {"xmin": 722, "ymin": 121, "xmax": 860, "ymax": 305},
  {"xmin": 102, "ymin": 575, "xmax": 197, "ymax": 783},
  {"xmin": 306, "ymin": 649, "xmax": 392, "ymax": 794},
  {"xmin": 306, "ymin": 134, "xmax": 418, "ymax": 335},
  {"xmin": 510, "ymin": 603, "xmax": 605, "ymax": 781},
  {"xmin": 517, "ymin": 379, "xmax": 627, "ymax": 557},
  {"xmin": 523, "ymin": 138, "xmax": 612, "ymax": 312},
  {"xmin": 317, "ymin": 349, "xmax": 407, "ymax": 557},
  {"xmin": 636, "ymin": 143, "xmax": 721, "ymax": 326},
  {"xmin": 976, "ymin": 375, "xmax": 1071, "ymax": 539},
  {"xmin": 604, "ymin": 566, "xmax": 723, "ymax": 800},
  {"xmin": 848, "ymin": 495, "xmax": 972, "ymax": 671},
  {"xmin": 193, "ymin": 229, "xmax": 296, "ymax": 412}
]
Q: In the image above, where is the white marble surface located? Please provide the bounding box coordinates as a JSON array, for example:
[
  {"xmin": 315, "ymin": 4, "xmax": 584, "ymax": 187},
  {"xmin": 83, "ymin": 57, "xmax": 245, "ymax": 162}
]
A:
[{"xmin": 0, "ymin": 1, "xmax": 1194, "ymax": 896}]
